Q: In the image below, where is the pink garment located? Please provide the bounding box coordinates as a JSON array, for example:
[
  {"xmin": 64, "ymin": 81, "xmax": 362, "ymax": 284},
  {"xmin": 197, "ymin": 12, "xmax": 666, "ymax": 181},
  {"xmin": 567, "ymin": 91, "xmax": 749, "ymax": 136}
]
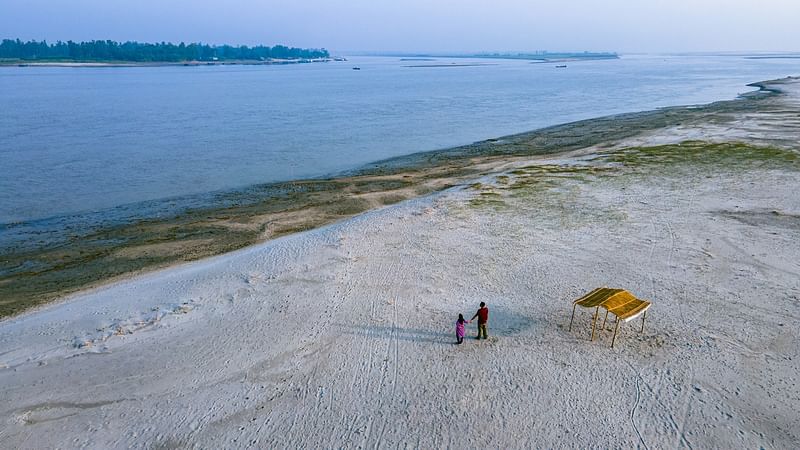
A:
[{"xmin": 456, "ymin": 320, "xmax": 466, "ymax": 338}]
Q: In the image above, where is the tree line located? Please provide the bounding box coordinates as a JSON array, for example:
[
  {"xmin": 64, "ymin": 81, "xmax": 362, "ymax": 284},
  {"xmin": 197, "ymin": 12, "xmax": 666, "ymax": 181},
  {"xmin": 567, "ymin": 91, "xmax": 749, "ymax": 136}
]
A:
[{"xmin": 0, "ymin": 39, "xmax": 330, "ymax": 62}]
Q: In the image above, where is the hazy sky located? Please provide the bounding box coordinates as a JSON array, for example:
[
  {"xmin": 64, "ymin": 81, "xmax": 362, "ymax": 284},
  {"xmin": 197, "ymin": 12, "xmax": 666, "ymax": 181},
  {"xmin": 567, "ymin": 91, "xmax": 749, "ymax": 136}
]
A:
[{"xmin": 2, "ymin": 0, "xmax": 799, "ymax": 53}]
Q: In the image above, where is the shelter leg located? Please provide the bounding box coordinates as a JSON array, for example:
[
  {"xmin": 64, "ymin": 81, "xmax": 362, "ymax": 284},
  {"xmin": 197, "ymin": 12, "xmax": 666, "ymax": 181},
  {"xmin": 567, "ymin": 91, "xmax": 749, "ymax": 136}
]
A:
[
  {"xmin": 590, "ymin": 307, "xmax": 599, "ymax": 341},
  {"xmin": 601, "ymin": 310, "xmax": 609, "ymax": 330},
  {"xmin": 611, "ymin": 319, "xmax": 621, "ymax": 348},
  {"xmin": 640, "ymin": 310, "xmax": 647, "ymax": 333},
  {"xmin": 569, "ymin": 304, "xmax": 577, "ymax": 332}
]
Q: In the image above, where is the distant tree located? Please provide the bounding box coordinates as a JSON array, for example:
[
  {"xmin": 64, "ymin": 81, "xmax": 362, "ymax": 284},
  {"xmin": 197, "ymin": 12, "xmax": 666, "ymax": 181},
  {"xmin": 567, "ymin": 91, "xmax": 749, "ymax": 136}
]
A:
[{"xmin": 0, "ymin": 39, "xmax": 330, "ymax": 62}]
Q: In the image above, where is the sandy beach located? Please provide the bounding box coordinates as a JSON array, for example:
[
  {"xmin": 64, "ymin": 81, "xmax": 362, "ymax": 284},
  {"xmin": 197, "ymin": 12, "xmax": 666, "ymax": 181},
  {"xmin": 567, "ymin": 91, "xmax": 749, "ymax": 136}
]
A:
[{"xmin": 1, "ymin": 78, "xmax": 799, "ymax": 448}]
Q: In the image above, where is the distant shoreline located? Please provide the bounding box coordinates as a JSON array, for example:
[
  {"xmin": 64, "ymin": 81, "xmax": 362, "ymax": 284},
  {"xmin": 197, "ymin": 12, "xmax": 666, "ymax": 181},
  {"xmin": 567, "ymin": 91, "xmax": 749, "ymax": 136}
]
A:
[
  {"xmin": 0, "ymin": 38, "xmax": 333, "ymax": 67},
  {"xmin": 1, "ymin": 58, "xmax": 342, "ymax": 68},
  {"xmin": 370, "ymin": 51, "xmax": 619, "ymax": 63}
]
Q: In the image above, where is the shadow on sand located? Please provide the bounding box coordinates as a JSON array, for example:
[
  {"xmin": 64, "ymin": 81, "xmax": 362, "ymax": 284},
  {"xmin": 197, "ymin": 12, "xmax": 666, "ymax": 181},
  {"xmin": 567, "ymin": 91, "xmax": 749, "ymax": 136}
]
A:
[
  {"xmin": 338, "ymin": 304, "xmax": 536, "ymax": 345},
  {"xmin": 339, "ymin": 324, "xmax": 453, "ymax": 345}
]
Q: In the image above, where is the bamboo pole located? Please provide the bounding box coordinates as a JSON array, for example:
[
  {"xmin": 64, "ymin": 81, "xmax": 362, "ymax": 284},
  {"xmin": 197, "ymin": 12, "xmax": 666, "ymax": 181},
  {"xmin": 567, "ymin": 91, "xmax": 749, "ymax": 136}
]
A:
[
  {"xmin": 611, "ymin": 319, "xmax": 621, "ymax": 348},
  {"xmin": 569, "ymin": 304, "xmax": 577, "ymax": 331}
]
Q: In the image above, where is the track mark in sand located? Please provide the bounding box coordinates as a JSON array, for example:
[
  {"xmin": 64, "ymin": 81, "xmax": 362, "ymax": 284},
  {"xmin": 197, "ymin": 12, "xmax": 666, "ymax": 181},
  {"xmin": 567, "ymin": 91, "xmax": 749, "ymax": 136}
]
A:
[
  {"xmin": 675, "ymin": 383, "xmax": 696, "ymax": 450},
  {"xmin": 337, "ymin": 235, "xmax": 383, "ymax": 445},
  {"xmin": 630, "ymin": 375, "xmax": 650, "ymax": 450},
  {"xmin": 391, "ymin": 297, "xmax": 400, "ymax": 398},
  {"xmin": 365, "ymin": 219, "xmax": 410, "ymax": 449},
  {"xmin": 665, "ymin": 221, "xmax": 687, "ymax": 327},
  {"xmin": 719, "ymin": 236, "xmax": 800, "ymax": 278},
  {"xmin": 624, "ymin": 360, "xmax": 651, "ymax": 450},
  {"xmin": 15, "ymin": 399, "xmax": 126, "ymax": 425},
  {"xmin": 262, "ymin": 239, "xmax": 362, "ymax": 445},
  {"xmin": 638, "ymin": 180, "xmax": 689, "ymax": 329},
  {"xmin": 373, "ymin": 295, "xmax": 401, "ymax": 449},
  {"xmin": 645, "ymin": 216, "xmax": 659, "ymax": 304}
]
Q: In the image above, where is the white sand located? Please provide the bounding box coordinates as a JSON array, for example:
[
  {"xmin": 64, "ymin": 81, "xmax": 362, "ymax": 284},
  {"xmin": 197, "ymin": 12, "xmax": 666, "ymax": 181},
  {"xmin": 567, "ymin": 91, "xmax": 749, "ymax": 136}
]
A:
[{"xmin": 1, "ymin": 82, "xmax": 799, "ymax": 449}]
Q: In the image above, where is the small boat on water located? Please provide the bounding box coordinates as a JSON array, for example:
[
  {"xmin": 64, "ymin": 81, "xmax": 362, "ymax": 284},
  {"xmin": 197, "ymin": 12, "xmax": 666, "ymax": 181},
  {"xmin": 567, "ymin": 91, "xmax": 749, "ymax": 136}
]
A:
[
  {"xmin": 352, "ymin": 67, "xmax": 361, "ymax": 70},
  {"xmin": 555, "ymin": 65, "xmax": 567, "ymax": 68}
]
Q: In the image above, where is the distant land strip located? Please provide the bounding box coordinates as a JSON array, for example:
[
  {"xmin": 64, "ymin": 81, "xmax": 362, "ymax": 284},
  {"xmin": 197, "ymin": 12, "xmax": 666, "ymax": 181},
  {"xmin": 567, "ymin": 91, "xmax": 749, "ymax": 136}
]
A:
[
  {"xmin": 0, "ymin": 39, "xmax": 333, "ymax": 65},
  {"xmin": 374, "ymin": 51, "xmax": 619, "ymax": 62}
]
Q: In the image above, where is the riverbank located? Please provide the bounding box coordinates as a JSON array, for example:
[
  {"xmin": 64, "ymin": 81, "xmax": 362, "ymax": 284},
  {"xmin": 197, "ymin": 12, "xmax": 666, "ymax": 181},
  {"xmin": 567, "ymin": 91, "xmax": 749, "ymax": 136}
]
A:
[
  {"xmin": 1, "ymin": 77, "xmax": 798, "ymax": 318},
  {"xmin": 2, "ymin": 58, "xmax": 337, "ymax": 67},
  {"xmin": 0, "ymin": 77, "xmax": 797, "ymax": 448}
]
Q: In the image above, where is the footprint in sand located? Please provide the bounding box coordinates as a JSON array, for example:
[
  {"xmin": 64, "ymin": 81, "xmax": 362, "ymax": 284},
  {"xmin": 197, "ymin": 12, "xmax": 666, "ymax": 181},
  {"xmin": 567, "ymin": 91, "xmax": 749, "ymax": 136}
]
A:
[
  {"xmin": 72, "ymin": 301, "xmax": 196, "ymax": 349},
  {"xmin": 15, "ymin": 400, "xmax": 122, "ymax": 425}
]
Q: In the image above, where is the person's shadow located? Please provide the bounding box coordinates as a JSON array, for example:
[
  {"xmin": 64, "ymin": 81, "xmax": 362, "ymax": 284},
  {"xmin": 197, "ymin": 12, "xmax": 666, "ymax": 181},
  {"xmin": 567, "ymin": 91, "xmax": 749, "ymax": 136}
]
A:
[{"xmin": 337, "ymin": 304, "xmax": 536, "ymax": 345}]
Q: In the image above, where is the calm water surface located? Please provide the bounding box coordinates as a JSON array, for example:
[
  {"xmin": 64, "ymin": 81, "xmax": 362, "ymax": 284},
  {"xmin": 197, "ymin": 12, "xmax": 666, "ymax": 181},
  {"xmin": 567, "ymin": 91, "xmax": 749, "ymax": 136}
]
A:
[{"xmin": 1, "ymin": 54, "xmax": 799, "ymax": 244}]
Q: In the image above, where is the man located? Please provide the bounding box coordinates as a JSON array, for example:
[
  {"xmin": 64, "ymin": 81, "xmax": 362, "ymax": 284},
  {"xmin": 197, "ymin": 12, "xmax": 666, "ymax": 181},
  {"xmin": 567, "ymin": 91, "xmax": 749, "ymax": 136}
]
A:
[{"xmin": 471, "ymin": 302, "xmax": 489, "ymax": 340}]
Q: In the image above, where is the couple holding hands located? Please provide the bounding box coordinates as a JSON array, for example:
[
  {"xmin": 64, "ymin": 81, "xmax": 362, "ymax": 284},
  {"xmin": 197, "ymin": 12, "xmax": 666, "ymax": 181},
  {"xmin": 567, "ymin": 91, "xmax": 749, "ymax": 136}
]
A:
[{"xmin": 455, "ymin": 302, "xmax": 489, "ymax": 344}]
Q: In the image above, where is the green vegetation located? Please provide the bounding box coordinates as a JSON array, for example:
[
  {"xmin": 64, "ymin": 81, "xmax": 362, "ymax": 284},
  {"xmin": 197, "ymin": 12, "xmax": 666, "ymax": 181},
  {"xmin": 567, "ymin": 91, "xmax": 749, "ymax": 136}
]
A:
[
  {"xmin": 0, "ymin": 169, "xmax": 460, "ymax": 318},
  {"xmin": 601, "ymin": 141, "xmax": 799, "ymax": 170},
  {"xmin": 0, "ymin": 39, "xmax": 329, "ymax": 62},
  {"xmin": 466, "ymin": 141, "xmax": 799, "ymax": 213}
]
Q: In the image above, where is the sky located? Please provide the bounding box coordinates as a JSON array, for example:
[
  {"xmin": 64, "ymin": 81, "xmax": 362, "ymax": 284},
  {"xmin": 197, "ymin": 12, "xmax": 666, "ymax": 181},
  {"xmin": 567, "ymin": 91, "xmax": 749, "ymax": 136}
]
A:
[{"xmin": 2, "ymin": 0, "xmax": 799, "ymax": 53}]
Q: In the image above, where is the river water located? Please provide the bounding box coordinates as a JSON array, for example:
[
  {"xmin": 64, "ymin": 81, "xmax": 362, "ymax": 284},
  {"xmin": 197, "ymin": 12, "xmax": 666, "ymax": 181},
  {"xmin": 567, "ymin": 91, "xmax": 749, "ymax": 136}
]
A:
[{"xmin": 1, "ymin": 54, "xmax": 799, "ymax": 247}]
